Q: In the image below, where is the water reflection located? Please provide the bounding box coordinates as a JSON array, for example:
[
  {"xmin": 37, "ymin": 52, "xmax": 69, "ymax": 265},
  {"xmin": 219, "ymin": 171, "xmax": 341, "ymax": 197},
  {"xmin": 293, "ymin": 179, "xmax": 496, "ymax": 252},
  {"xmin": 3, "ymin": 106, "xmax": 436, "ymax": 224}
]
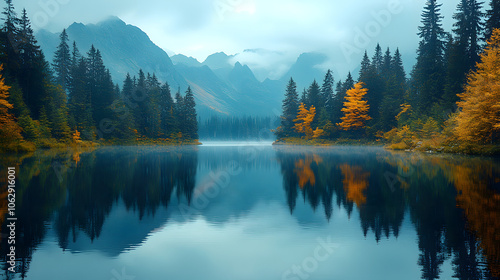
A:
[
  {"xmin": 0, "ymin": 146, "xmax": 498, "ymax": 280},
  {"xmin": 277, "ymin": 147, "xmax": 499, "ymax": 279}
]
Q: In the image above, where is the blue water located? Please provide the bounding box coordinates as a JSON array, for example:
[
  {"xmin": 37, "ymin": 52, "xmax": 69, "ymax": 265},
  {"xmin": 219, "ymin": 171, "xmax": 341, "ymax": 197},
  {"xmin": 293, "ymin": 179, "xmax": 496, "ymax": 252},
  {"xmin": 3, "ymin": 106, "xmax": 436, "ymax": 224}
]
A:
[{"xmin": 0, "ymin": 144, "xmax": 498, "ymax": 280}]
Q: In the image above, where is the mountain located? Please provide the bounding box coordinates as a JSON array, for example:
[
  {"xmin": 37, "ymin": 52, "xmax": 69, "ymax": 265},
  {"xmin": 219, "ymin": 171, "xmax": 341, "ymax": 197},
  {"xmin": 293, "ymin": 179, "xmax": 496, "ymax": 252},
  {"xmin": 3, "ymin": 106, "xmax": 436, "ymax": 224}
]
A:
[
  {"xmin": 280, "ymin": 52, "xmax": 329, "ymax": 91},
  {"xmin": 201, "ymin": 52, "xmax": 235, "ymax": 82},
  {"xmin": 171, "ymin": 54, "xmax": 202, "ymax": 68},
  {"xmin": 37, "ymin": 16, "xmax": 186, "ymax": 90},
  {"xmin": 36, "ymin": 17, "xmax": 284, "ymax": 118},
  {"xmin": 202, "ymin": 52, "xmax": 234, "ymax": 69}
]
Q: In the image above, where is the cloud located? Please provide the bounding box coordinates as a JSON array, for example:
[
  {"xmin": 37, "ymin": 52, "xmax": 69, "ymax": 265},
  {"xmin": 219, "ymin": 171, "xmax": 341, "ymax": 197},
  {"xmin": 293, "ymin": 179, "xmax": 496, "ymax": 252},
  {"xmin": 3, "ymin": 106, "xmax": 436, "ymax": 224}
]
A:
[{"xmin": 13, "ymin": 0, "xmax": 458, "ymax": 80}]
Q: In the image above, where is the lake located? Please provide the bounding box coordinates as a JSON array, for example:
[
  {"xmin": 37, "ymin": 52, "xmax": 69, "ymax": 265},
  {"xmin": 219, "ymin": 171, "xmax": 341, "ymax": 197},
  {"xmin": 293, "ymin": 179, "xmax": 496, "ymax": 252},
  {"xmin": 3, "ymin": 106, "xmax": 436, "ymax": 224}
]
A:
[{"xmin": 0, "ymin": 144, "xmax": 499, "ymax": 280}]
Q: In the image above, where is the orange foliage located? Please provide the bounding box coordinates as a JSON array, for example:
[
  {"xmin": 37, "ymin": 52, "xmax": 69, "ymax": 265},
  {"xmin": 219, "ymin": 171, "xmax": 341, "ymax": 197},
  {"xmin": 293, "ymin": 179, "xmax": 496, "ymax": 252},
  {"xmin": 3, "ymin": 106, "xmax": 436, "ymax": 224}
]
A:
[
  {"xmin": 0, "ymin": 64, "xmax": 23, "ymax": 145},
  {"xmin": 455, "ymin": 28, "xmax": 500, "ymax": 143},
  {"xmin": 337, "ymin": 82, "xmax": 372, "ymax": 131},
  {"xmin": 313, "ymin": 127, "xmax": 325, "ymax": 139},
  {"xmin": 294, "ymin": 103, "xmax": 316, "ymax": 138},
  {"xmin": 339, "ymin": 164, "xmax": 370, "ymax": 206},
  {"xmin": 72, "ymin": 129, "xmax": 82, "ymax": 143}
]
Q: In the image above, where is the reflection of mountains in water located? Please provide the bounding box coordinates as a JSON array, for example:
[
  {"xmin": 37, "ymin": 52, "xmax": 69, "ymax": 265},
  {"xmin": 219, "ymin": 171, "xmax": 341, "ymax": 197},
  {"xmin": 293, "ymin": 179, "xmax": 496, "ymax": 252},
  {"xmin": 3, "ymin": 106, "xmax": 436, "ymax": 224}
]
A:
[{"xmin": 0, "ymin": 146, "xmax": 499, "ymax": 279}]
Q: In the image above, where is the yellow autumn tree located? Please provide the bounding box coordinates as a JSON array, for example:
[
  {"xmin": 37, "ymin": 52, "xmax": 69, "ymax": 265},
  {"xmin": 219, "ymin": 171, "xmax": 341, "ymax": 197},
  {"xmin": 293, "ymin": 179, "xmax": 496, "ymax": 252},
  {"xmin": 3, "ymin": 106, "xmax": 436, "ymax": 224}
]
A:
[
  {"xmin": 455, "ymin": 28, "xmax": 500, "ymax": 144},
  {"xmin": 312, "ymin": 127, "xmax": 325, "ymax": 139},
  {"xmin": 337, "ymin": 82, "xmax": 372, "ymax": 131},
  {"xmin": 294, "ymin": 103, "xmax": 316, "ymax": 138},
  {"xmin": 0, "ymin": 64, "xmax": 23, "ymax": 149}
]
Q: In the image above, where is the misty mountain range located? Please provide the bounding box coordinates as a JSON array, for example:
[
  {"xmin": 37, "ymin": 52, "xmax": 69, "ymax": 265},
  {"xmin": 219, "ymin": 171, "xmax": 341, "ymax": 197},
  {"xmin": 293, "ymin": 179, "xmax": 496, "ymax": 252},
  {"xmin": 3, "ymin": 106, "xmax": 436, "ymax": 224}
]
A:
[{"xmin": 36, "ymin": 16, "xmax": 337, "ymax": 118}]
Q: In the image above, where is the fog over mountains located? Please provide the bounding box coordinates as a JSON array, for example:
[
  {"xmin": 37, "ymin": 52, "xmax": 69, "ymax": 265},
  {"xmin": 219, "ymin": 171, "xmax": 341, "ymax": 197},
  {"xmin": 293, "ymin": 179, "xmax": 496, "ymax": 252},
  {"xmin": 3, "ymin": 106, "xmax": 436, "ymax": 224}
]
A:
[{"xmin": 36, "ymin": 17, "xmax": 339, "ymax": 118}]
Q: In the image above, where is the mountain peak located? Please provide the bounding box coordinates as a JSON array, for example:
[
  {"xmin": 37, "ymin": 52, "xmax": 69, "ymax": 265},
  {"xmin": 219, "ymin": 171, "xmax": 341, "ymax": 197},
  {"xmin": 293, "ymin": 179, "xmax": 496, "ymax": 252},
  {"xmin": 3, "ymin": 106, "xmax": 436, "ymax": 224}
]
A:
[
  {"xmin": 203, "ymin": 52, "xmax": 234, "ymax": 70},
  {"xmin": 100, "ymin": 16, "xmax": 125, "ymax": 24}
]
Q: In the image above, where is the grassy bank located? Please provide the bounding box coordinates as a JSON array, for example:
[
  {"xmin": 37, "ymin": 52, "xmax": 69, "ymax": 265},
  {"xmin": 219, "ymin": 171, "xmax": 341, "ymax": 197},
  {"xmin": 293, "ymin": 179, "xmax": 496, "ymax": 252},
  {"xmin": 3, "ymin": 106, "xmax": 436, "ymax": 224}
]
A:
[
  {"xmin": 386, "ymin": 139, "xmax": 500, "ymax": 156},
  {"xmin": 0, "ymin": 138, "xmax": 202, "ymax": 153},
  {"xmin": 274, "ymin": 137, "xmax": 500, "ymax": 156}
]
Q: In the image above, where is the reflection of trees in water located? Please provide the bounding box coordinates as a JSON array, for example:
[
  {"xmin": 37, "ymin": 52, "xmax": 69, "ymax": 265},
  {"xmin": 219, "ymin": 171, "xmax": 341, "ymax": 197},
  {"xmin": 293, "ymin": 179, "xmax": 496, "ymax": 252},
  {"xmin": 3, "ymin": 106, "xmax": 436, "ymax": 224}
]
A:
[
  {"xmin": 339, "ymin": 164, "xmax": 369, "ymax": 207},
  {"xmin": 277, "ymin": 149, "xmax": 500, "ymax": 279},
  {"xmin": 0, "ymin": 147, "xmax": 199, "ymax": 278},
  {"xmin": 383, "ymin": 152, "xmax": 500, "ymax": 279},
  {"xmin": 1, "ymin": 147, "xmax": 499, "ymax": 279}
]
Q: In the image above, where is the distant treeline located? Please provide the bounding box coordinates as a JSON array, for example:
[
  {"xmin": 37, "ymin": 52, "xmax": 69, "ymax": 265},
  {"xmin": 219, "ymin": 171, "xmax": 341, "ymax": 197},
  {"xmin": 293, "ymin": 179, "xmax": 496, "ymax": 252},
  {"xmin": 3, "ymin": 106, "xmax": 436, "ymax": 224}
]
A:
[
  {"xmin": 0, "ymin": 0, "xmax": 198, "ymax": 152},
  {"xmin": 199, "ymin": 115, "xmax": 278, "ymax": 140}
]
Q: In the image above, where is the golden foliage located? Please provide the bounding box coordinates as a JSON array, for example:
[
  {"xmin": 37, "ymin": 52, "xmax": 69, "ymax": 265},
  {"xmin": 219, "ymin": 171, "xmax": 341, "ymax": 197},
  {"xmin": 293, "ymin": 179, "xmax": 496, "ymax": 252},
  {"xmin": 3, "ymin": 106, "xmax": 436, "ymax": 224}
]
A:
[
  {"xmin": 0, "ymin": 64, "xmax": 23, "ymax": 146},
  {"xmin": 312, "ymin": 127, "xmax": 325, "ymax": 139},
  {"xmin": 294, "ymin": 103, "xmax": 316, "ymax": 138},
  {"xmin": 455, "ymin": 28, "xmax": 500, "ymax": 143},
  {"xmin": 72, "ymin": 129, "xmax": 82, "ymax": 143},
  {"xmin": 339, "ymin": 164, "xmax": 370, "ymax": 206},
  {"xmin": 396, "ymin": 103, "xmax": 412, "ymax": 121},
  {"xmin": 337, "ymin": 82, "xmax": 372, "ymax": 130}
]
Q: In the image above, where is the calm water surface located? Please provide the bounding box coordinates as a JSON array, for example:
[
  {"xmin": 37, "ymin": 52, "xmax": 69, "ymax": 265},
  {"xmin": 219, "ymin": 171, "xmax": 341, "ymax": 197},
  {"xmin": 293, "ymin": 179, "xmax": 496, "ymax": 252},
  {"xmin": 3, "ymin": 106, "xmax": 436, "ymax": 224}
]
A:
[{"xmin": 0, "ymin": 144, "xmax": 499, "ymax": 280}]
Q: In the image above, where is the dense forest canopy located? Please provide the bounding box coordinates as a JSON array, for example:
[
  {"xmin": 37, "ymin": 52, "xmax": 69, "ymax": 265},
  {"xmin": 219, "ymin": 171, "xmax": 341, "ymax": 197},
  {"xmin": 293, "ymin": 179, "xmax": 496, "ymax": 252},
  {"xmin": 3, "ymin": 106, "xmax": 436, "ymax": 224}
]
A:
[
  {"xmin": 0, "ymin": 0, "xmax": 499, "ymax": 151},
  {"xmin": 0, "ymin": 0, "xmax": 198, "ymax": 152},
  {"xmin": 276, "ymin": 0, "xmax": 500, "ymax": 153}
]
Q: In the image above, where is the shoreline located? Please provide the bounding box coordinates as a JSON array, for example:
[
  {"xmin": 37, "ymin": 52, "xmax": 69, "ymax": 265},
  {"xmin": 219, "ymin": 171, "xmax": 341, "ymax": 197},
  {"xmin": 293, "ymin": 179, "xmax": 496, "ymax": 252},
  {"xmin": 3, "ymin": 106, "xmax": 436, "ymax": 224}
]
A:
[
  {"xmin": 0, "ymin": 139, "xmax": 202, "ymax": 154},
  {"xmin": 273, "ymin": 138, "xmax": 500, "ymax": 156}
]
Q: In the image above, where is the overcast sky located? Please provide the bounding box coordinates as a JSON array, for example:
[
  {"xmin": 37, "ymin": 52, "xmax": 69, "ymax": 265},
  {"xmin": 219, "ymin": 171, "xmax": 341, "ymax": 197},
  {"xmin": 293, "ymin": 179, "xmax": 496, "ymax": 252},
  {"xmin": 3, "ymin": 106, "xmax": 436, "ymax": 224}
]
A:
[{"xmin": 14, "ymin": 0, "xmax": 460, "ymax": 80}]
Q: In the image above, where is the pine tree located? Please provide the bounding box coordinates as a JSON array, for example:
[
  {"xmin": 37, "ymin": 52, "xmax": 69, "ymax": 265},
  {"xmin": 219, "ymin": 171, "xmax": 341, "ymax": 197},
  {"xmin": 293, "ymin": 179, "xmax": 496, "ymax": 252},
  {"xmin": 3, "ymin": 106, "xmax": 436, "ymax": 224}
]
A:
[
  {"xmin": 0, "ymin": 0, "xmax": 20, "ymax": 80},
  {"xmin": 300, "ymin": 88, "xmax": 307, "ymax": 104},
  {"xmin": 380, "ymin": 48, "xmax": 407, "ymax": 131},
  {"xmin": 329, "ymin": 80, "xmax": 345, "ymax": 127},
  {"xmin": 382, "ymin": 48, "xmax": 392, "ymax": 77},
  {"xmin": 485, "ymin": 0, "xmax": 500, "ymax": 40},
  {"xmin": 145, "ymin": 73, "xmax": 161, "ymax": 138},
  {"xmin": 133, "ymin": 69, "xmax": 148, "ymax": 136},
  {"xmin": 53, "ymin": 29, "xmax": 71, "ymax": 92},
  {"xmin": 18, "ymin": 9, "xmax": 48, "ymax": 120},
  {"xmin": 338, "ymin": 82, "xmax": 372, "ymax": 133},
  {"xmin": 68, "ymin": 56, "xmax": 93, "ymax": 139},
  {"xmin": 306, "ymin": 80, "xmax": 321, "ymax": 110},
  {"xmin": 444, "ymin": 0, "xmax": 484, "ymax": 111},
  {"xmin": 46, "ymin": 83, "xmax": 70, "ymax": 139},
  {"xmin": 111, "ymin": 73, "xmax": 136, "ymax": 140},
  {"xmin": 277, "ymin": 78, "xmax": 299, "ymax": 138},
  {"xmin": 1, "ymin": 0, "xmax": 18, "ymax": 35},
  {"xmin": 8, "ymin": 82, "xmax": 38, "ymax": 140},
  {"xmin": 359, "ymin": 47, "xmax": 385, "ymax": 124},
  {"xmin": 343, "ymin": 72, "xmax": 355, "ymax": 93},
  {"xmin": 183, "ymin": 87, "xmax": 198, "ymax": 140},
  {"xmin": 159, "ymin": 82, "xmax": 175, "ymax": 137},
  {"xmin": 443, "ymin": 36, "xmax": 467, "ymax": 110},
  {"xmin": 372, "ymin": 43, "xmax": 383, "ymax": 74},
  {"xmin": 87, "ymin": 46, "xmax": 115, "ymax": 127},
  {"xmin": 174, "ymin": 89, "xmax": 184, "ymax": 136},
  {"xmin": 413, "ymin": 0, "xmax": 447, "ymax": 112},
  {"xmin": 321, "ymin": 70, "xmax": 334, "ymax": 109},
  {"xmin": 359, "ymin": 51, "xmax": 371, "ymax": 80}
]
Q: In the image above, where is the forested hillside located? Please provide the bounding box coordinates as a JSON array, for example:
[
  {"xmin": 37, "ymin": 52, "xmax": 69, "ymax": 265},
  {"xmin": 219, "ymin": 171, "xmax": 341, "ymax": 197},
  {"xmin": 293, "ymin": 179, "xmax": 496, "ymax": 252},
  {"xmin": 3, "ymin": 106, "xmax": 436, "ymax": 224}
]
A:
[
  {"xmin": 276, "ymin": 0, "xmax": 500, "ymax": 154},
  {"xmin": 0, "ymin": 0, "xmax": 198, "ymax": 152}
]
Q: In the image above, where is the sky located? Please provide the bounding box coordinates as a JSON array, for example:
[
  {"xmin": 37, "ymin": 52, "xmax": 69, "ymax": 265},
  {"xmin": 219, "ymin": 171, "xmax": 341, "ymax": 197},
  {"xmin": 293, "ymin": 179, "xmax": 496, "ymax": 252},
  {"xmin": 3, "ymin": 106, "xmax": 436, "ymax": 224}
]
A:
[{"xmin": 14, "ymin": 0, "xmax": 460, "ymax": 80}]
